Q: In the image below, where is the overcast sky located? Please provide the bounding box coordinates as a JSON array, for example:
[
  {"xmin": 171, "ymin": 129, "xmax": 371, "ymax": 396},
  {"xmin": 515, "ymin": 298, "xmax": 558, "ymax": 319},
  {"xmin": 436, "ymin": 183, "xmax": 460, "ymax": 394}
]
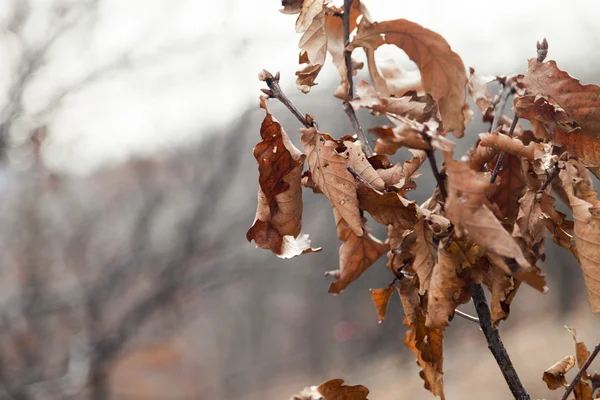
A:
[{"xmin": 2, "ymin": 0, "xmax": 600, "ymax": 174}]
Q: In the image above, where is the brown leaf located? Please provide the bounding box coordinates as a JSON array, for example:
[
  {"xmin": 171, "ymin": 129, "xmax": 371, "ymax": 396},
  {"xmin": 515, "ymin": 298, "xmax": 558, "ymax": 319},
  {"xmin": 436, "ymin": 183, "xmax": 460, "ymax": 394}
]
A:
[
  {"xmin": 289, "ymin": 385, "xmax": 322, "ymax": 400},
  {"xmin": 512, "ymin": 189, "xmax": 549, "ymax": 263},
  {"xmin": 574, "ymin": 380, "xmax": 594, "ymax": 400},
  {"xmin": 325, "ymin": 210, "xmax": 387, "ymax": 294},
  {"xmin": 389, "ymin": 219, "xmax": 436, "ymax": 295},
  {"xmin": 426, "ymin": 241, "xmax": 473, "ymax": 329},
  {"xmin": 513, "ymin": 94, "xmax": 574, "ymax": 135},
  {"xmin": 296, "ymin": 63, "xmax": 323, "ymax": 93},
  {"xmin": 519, "ymin": 58, "xmax": 600, "ymax": 133},
  {"xmin": 342, "ymin": 141, "xmax": 385, "ymax": 191},
  {"xmin": 301, "ymin": 127, "xmax": 363, "ymax": 236},
  {"xmin": 356, "ymin": 181, "xmax": 419, "ymax": 228},
  {"xmin": 467, "ymin": 67, "xmax": 495, "ymax": 115},
  {"xmin": 371, "ymin": 117, "xmax": 452, "ymax": 156},
  {"xmin": 401, "ymin": 278, "xmax": 445, "ymax": 400},
  {"xmin": 247, "ymin": 99, "xmax": 320, "ymax": 258},
  {"xmin": 349, "ymin": 19, "xmax": 467, "ymax": 137},
  {"xmin": 478, "ymin": 131, "xmax": 549, "ymax": 161},
  {"xmin": 281, "ymin": 0, "xmax": 304, "ymax": 15},
  {"xmin": 444, "ymin": 152, "xmax": 529, "ymax": 269},
  {"xmin": 482, "ymin": 262, "xmax": 517, "ymax": 326},
  {"xmin": 554, "ymin": 128, "xmax": 600, "ymax": 167},
  {"xmin": 559, "ymin": 162, "xmax": 600, "ymax": 312},
  {"xmin": 350, "ymin": 80, "xmax": 436, "ymax": 123},
  {"xmin": 488, "ymin": 153, "xmax": 526, "ymax": 227},
  {"xmin": 542, "ymin": 355, "xmax": 575, "ymax": 390},
  {"xmin": 369, "ymin": 286, "xmax": 394, "ymax": 323},
  {"xmin": 317, "ymin": 378, "xmax": 369, "ymax": 400},
  {"xmin": 566, "ymin": 327, "xmax": 591, "ymax": 371}
]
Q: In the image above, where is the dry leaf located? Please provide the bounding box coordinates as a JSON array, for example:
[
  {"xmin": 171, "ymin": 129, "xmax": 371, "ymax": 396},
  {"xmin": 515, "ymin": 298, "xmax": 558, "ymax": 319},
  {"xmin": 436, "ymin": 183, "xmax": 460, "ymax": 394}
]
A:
[
  {"xmin": 519, "ymin": 58, "xmax": 600, "ymax": 133},
  {"xmin": 356, "ymin": 181, "xmax": 419, "ymax": 228},
  {"xmin": 482, "ymin": 262, "xmax": 517, "ymax": 326},
  {"xmin": 317, "ymin": 378, "xmax": 370, "ymax": 400},
  {"xmin": 290, "ymin": 385, "xmax": 323, "ymax": 400},
  {"xmin": 467, "ymin": 67, "xmax": 495, "ymax": 115},
  {"xmin": 349, "ymin": 19, "xmax": 467, "ymax": 137},
  {"xmin": 281, "ymin": 0, "xmax": 304, "ymax": 15},
  {"xmin": 398, "ymin": 273, "xmax": 445, "ymax": 400},
  {"xmin": 301, "ymin": 127, "xmax": 363, "ymax": 236},
  {"xmin": 426, "ymin": 242, "xmax": 472, "ymax": 329},
  {"xmin": 566, "ymin": 327, "xmax": 591, "ymax": 371},
  {"xmin": 296, "ymin": 63, "xmax": 324, "ymax": 93},
  {"xmin": 369, "ymin": 286, "xmax": 394, "ymax": 323},
  {"xmin": 247, "ymin": 99, "xmax": 320, "ymax": 258},
  {"xmin": 444, "ymin": 152, "xmax": 529, "ymax": 269},
  {"xmin": 488, "ymin": 153, "xmax": 526, "ymax": 227},
  {"xmin": 559, "ymin": 162, "xmax": 600, "ymax": 312},
  {"xmin": 513, "ymin": 94, "xmax": 574, "ymax": 135},
  {"xmin": 554, "ymin": 128, "xmax": 600, "ymax": 167},
  {"xmin": 342, "ymin": 141, "xmax": 385, "ymax": 191},
  {"xmin": 542, "ymin": 355, "xmax": 575, "ymax": 390},
  {"xmin": 478, "ymin": 131, "xmax": 548, "ymax": 161},
  {"xmin": 325, "ymin": 210, "xmax": 387, "ymax": 294},
  {"xmin": 574, "ymin": 380, "xmax": 594, "ymax": 400}
]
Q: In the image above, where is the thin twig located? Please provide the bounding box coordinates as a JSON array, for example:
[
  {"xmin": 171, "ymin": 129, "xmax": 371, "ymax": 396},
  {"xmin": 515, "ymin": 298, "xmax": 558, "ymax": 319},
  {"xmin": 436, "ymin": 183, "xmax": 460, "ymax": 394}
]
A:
[
  {"xmin": 343, "ymin": 103, "xmax": 374, "ymax": 157},
  {"xmin": 341, "ymin": 0, "xmax": 374, "ymax": 158},
  {"xmin": 537, "ymin": 161, "xmax": 560, "ymax": 195},
  {"xmin": 261, "ymin": 70, "xmax": 312, "ymax": 128},
  {"xmin": 454, "ymin": 309, "xmax": 479, "ymax": 324},
  {"xmin": 490, "ymin": 85, "xmax": 513, "ymax": 133},
  {"xmin": 561, "ymin": 343, "xmax": 600, "ymax": 400},
  {"xmin": 471, "ymin": 283, "xmax": 531, "ymax": 400},
  {"xmin": 490, "ymin": 117, "xmax": 519, "ymax": 184},
  {"xmin": 347, "ymin": 166, "xmax": 376, "ymax": 190},
  {"xmin": 426, "ymin": 149, "xmax": 447, "ymax": 201}
]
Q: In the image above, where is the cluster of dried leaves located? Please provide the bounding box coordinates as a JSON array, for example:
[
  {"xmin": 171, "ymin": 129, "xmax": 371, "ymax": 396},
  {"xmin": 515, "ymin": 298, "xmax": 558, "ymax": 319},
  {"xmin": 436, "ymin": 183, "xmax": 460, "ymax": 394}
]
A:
[
  {"xmin": 543, "ymin": 328, "xmax": 600, "ymax": 399},
  {"xmin": 248, "ymin": 1, "xmax": 600, "ymax": 398}
]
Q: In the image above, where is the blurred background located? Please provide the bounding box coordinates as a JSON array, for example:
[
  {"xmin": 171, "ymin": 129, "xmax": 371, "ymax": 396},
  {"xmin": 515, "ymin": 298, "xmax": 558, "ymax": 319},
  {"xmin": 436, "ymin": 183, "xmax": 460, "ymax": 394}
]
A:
[{"xmin": 0, "ymin": 0, "xmax": 599, "ymax": 399}]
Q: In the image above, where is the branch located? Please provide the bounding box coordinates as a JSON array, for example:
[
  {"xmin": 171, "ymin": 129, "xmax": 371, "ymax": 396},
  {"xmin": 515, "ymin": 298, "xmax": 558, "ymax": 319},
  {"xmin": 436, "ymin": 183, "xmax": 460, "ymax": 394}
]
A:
[
  {"xmin": 260, "ymin": 70, "xmax": 312, "ymax": 128},
  {"xmin": 425, "ymin": 149, "xmax": 447, "ymax": 201},
  {"xmin": 341, "ymin": 0, "xmax": 374, "ymax": 158},
  {"xmin": 490, "ymin": 85, "xmax": 513, "ymax": 133},
  {"xmin": 560, "ymin": 343, "xmax": 600, "ymax": 400},
  {"xmin": 470, "ymin": 283, "xmax": 530, "ymax": 400},
  {"xmin": 454, "ymin": 309, "xmax": 479, "ymax": 324},
  {"xmin": 490, "ymin": 116, "xmax": 519, "ymax": 184}
]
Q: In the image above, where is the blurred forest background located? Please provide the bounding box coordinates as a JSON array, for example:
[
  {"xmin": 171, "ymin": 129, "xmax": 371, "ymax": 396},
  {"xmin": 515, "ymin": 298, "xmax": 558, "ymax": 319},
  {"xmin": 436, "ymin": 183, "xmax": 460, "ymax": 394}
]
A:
[{"xmin": 0, "ymin": 0, "xmax": 599, "ymax": 399}]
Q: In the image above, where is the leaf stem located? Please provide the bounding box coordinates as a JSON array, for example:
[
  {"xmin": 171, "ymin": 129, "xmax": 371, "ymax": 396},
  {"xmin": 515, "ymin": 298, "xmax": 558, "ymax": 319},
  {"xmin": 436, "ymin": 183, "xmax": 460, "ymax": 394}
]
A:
[
  {"xmin": 561, "ymin": 343, "xmax": 600, "ymax": 400},
  {"xmin": 454, "ymin": 309, "xmax": 479, "ymax": 324},
  {"xmin": 470, "ymin": 283, "xmax": 531, "ymax": 400},
  {"xmin": 490, "ymin": 116, "xmax": 519, "ymax": 184}
]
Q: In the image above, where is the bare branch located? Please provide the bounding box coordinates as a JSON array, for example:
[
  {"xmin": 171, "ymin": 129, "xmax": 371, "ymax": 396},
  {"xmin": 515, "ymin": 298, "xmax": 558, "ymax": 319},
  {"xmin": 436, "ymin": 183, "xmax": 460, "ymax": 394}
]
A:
[{"xmin": 454, "ymin": 309, "xmax": 479, "ymax": 324}]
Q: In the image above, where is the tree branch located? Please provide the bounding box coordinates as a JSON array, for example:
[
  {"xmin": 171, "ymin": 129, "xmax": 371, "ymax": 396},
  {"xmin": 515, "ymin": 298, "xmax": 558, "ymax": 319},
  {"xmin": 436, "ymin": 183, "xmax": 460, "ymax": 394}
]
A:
[
  {"xmin": 490, "ymin": 85, "xmax": 513, "ymax": 133},
  {"xmin": 470, "ymin": 283, "xmax": 530, "ymax": 400},
  {"xmin": 454, "ymin": 309, "xmax": 479, "ymax": 324},
  {"xmin": 260, "ymin": 70, "xmax": 312, "ymax": 128},
  {"xmin": 560, "ymin": 343, "xmax": 600, "ymax": 400},
  {"xmin": 341, "ymin": 0, "xmax": 373, "ymax": 158}
]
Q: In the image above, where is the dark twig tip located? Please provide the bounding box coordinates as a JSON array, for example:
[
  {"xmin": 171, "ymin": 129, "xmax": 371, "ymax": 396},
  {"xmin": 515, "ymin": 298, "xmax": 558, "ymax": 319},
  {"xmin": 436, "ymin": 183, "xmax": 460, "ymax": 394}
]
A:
[{"xmin": 536, "ymin": 38, "xmax": 549, "ymax": 63}]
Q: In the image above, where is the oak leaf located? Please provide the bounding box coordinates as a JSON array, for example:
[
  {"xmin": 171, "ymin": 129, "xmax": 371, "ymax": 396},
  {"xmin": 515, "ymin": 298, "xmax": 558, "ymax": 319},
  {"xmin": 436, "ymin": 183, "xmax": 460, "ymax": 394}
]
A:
[
  {"xmin": 488, "ymin": 153, "xmax": 526, "ymax": 228},
  {"xmin": 369, "ymin": 285, "xmax": 394, "ymax": 323},
  {"xmin": 325, "ymin": 210, "xmax": 387, "ymax": 294},
  {"xmin": 566, "ymin": 327, "xmax": 591, "ymax": 372},
  {"xmin": 342, "ymin": 141, "xmax": 385, "ymax": 191},
  {"xmin": 301, "ymin": 127, "xmax": 363, "ymax": 236},
  {"xmin": 542, "ymin": 355, "xmax": 575, "ymax": 390},
  {"xmin": 370, "ymin": 116, "xmax": 452, "ymax": 156},
  {"xmin": 478, "ymin": 131, "xmax": 549, "ymax": 161},
  {"xmin": 554, "ymin": 127, "xmax": 600, "ymax": 167},
  {"xmin": 349, "ymin": 19, "xmax": 467, "ymax": 137},
  {"xmin": 559, "ymin": 162, "xmax": 600, "ymax": 312},
  {"xmin": 281, "ymin": 0, "xmax": 304, "ymax": 15},
  {"xmin": 402, "ymin": 285, "xmax": 445, "ymax": 400},
  {"xmin": 513, "ymin": 94, "xmax": 574, "ymax": 135},
  {"xmin": 356, "ymin": 181, "xmax": 419, "ymax": 228},
  {"xmin": 444, "ymin": 152, "xmax": 529, "ymax": 269},
  {"xmin": 317, "ymin": 378, "xmax": 370, "ymax": 400},
  {"xmin": 247, "ymin": 99, "xmax": 320, "ymax": 258},
  {"xmin": 467, "ymin": 67, "xmax": 495, "ymax": 116},
  {"xmin": 482, "ymin": 262, "xmax": 518, "ymax": 326}
]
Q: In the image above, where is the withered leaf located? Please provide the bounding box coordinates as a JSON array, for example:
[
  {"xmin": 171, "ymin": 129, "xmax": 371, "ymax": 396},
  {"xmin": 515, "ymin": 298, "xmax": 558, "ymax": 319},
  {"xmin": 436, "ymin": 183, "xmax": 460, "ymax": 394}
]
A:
[
  {"xmin": 317, "ymin": 378, "xmax": 369, "ymax": 400},
  {"xmin": 402, "ymin": 284, "xmax": 445, "ymax": 400},
  {"xmin": 482, "ymin": 261, "xmax": 517, "ymax": 326},
  {"xmin": 566, "ymin": 327, "xmax": 591, "ymax": 371},
  {"xmin": 554, "ymin": 128, "xmax": 600, "ymax": 167},
  {"xmin": 513, "ymin": 94, "xmax": 574, "ymax": 135},
  {"xmin": 559, "ymin": 162, "xmax": 600, "ymax": 312},
  {"xmin": 342, "ymin": 141, "xmax": 385, "ymax": 191},
  {"xmin": 281, "ymin": 0, "xmax": 304, "ymax": 15},
  {"xmin": 325, "ymin": 210, "xmax": 388, "ymax": 294},
  {"xmin": 369, "ymin": 286, "xmax": 394, "ymax": 323},
  {"xmin": 349, "ymin": 19, "xmax": 467, "ymax": 137},
  {"xmin": 247, "ymin": 98, "xmax": 320, "ymax": 258},
  {"xmin": 301, "ymin": 127, "xmax": 363, "ymax": 236},
  {"xmin": 488, "ymin": 153, "xmax": 526, "ymax": 227},
  {"xmin": 478, "ymin": 131, "xmax": 548, "ymax": 161},
  {"xmin": 426, "ymin": 242, "xmax": 472, "ymax": 329},
  {"xmin": 542, "ymin": 355, "xmax": 575, "ymax": 390},
  {"xmin": 574, "ymin": 380, "xmax": 594, "ymax": 400},
  {"xmin": 356, "ymin": 181, "xmax": 419, "ymax": 228},
  {"xmin": 296, "ymin": 63, "xmax": 324, "ymax": 93},
  {"xmin": 519, "ymin": 58, "xmax": 600, "ymax": 133},
  {"xmin": 444, "ymin": 152, "xmax": 529, "ymax": 269},
  {"xmin": 467, "ymin": 67, "xmax": 495, "ymax": 115}
]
